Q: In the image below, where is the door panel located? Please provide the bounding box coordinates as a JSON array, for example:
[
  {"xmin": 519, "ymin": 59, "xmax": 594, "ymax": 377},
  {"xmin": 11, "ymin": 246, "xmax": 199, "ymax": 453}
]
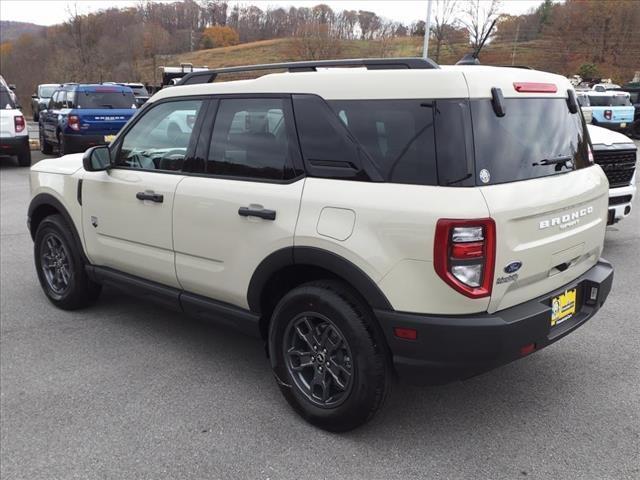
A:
[
  {"xmin": 82, "ymin": 169, "xmax": 184, "ymax": 288},
  {"xmin": 173, "ymin": 177, "xmax": 304, "ymax": 308}
]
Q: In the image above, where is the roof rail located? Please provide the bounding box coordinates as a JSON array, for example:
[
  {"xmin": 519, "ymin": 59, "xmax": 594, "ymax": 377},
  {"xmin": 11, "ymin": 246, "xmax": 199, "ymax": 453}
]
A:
[{"xmin": 176, "ymin": 57, "xmax": 440, "ymax": 86}]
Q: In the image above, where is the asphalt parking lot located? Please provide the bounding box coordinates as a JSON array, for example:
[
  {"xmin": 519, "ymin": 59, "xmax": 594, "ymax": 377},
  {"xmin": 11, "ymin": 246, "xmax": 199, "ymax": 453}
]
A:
[{"xmin": 1, "ymin": 146, "xmax": 639, "ymax": 480}]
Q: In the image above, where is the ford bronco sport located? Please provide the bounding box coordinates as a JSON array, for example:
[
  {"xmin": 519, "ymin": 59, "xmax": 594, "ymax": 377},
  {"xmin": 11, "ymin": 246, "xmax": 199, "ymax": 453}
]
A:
[{"xmin": 28, "ymin": 58, "xmax": 614, "ymax": 432}]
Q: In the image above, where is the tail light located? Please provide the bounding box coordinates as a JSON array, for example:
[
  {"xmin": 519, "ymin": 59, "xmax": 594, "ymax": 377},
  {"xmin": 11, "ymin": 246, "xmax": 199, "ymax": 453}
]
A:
[
  {"xmin": 68, "ymin": 115, "xmax": 80, "ymax": 131},
  {"xmin": 14, "ymin": 115, "xmax": 25, "ymax": 133},
  {"xmin": 604, "ymin": 110, "xmax": 612, "ymax": 120},
  {"xmin": 434, "ymin": 219, "xmax": 496, "ymax": 298}
]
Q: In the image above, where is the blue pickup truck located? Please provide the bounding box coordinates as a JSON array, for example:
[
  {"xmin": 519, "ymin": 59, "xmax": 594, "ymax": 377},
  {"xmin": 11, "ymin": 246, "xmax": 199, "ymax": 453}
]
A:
[
  {"xmin": 39, "ymin": 83, "xmax": 137, "ymax": 155},
  {"xmin": 587, "ymin": 91, "xmax": 635, "ymax": 133}
]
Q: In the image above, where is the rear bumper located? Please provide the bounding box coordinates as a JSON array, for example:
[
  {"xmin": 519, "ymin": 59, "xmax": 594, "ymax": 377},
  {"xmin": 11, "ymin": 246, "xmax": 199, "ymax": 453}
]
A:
[
  {"xmin": 592, "ymin": 119, "xmax": 632, "ymax": 132},
  {"xmin": 0, "ymin": 135, "xmax": 29, "ymax": 155},
  {"xmin": 62, "ymin": 133, "xmax": 110, "ymax": 153},
  {"xmin": 376, "ymin": 259, "xmax": 614, "ymax": 385}
]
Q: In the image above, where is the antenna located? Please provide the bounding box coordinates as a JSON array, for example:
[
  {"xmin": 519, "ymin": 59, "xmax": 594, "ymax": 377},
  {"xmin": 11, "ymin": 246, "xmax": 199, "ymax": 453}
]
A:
[{"xmin": 456, "ymin": 18, "xmax": 498, "ymax": 65}]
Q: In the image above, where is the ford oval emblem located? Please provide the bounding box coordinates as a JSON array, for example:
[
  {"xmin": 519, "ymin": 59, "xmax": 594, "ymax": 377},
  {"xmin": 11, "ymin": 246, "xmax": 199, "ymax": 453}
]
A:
[{"xmin": 504, "ymin": 261, "xmax": 522, "ymax": 274}]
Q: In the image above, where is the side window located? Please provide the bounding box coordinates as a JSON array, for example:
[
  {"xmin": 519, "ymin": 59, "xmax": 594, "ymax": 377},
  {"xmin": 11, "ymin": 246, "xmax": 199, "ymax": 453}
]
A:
[
  {"xmin": 207, "ymin": 98, "xmax": 296, "ymax": 180},
  {"xmin": 115, "ymin": 99, "xmax": 203, "ymax": 171},
  {"xmin": 51, "ymin": 91, "xmax": 62, "ymax": 109},
  {"xmin": 328, "ymin": 99, "xmax": 438, "ymax": 185}
]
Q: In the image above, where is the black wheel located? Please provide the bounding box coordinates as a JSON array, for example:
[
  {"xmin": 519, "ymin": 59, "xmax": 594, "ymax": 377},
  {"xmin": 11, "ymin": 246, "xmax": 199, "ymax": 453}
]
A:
[
  {"xmin": 58, "ymin": 133, "xmax": 68, "ymax": 156},
  {"xmin": 17, "ymin": 144, "xmax": 31, "ymax": 167},
  {"xmin": 33, "ymin": 111, "xmax": 39, "ymax": 122},
  {"xmin": 34, "ymin": 214, "xmax": 101, "ymax": 310},
  {"xmin": 269, "ymin": 281, "xmax": 391, "ymax": 432},
  {"xmin": 40, "ymin": 128, "xmax": 52, "ymax": 154}
]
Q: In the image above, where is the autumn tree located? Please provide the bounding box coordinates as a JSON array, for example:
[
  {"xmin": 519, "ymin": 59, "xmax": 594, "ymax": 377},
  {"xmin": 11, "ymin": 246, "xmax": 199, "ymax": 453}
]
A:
[
  {"xmin": 200, "ymin": 25, "xmax": 239, "ymax": 49},
  {"xmin": 460, "ymin": 0, "xmax": 501, "ymax": 50},
  {"xmin": 431, "ymin": 0, "xmax": 459, "ymax": 62}
]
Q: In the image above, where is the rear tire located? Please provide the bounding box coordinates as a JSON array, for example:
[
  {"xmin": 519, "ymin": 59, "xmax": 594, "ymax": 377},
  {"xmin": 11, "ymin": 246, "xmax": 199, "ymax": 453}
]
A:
[
  {"xmin": 17, "ymin": 144, "xmax": 31, "ymax": 167},
  {"xmin": 269, "ymin": 280, "xmax": 391, "ymax": 432},
  {"xmin": 34, "ymin": 214, "xmax": 101, "ymax": 310},
  {"xmin": 40, "ymin": 128, "xmax": 53, "ymax": 154},
  {"xmin": 58, "ymin": 133, "xmax": 68, "ymax": 156},
  {"xmin": 33, "ymin": 111, "xmax": 39, "ymax": 122}
]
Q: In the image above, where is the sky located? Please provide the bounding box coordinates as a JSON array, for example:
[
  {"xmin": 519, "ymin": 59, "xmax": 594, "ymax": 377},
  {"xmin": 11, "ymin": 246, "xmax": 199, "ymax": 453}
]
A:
[{"xmin": 0, "ymin": 0, "xmax": 545, "ymax": 27}]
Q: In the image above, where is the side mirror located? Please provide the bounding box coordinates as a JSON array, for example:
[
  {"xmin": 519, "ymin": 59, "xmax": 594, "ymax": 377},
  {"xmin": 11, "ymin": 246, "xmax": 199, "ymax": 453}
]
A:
[
  {"xmin": 83, "ymin": 145, "xmax": 112, "ymax": 171},
  {"xmin": 31, "ymin": 94, "xmax": 38, "ymax": 99},
  {"xmin": 9, "ymin": 84, "xmax": 16, "ymax": 91}
]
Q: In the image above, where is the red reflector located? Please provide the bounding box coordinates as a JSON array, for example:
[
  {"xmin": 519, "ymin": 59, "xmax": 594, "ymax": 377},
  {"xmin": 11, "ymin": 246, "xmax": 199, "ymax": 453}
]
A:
[
  {"xmin": 520, "ymin": 343, "xmax": 536, "ymax": 356},
  {"xmin": 604, "ymin": 109, "xmax": 612, "ymax": 120},
  {"xmin": 513, "ymin": 82, "xmax": 558, "ymax": 93},
  {"xmin": 451, "ymin": 241, "xmax": 484, "ymax": 259},
  {"xmin": 394, "ymin": 327, "xmax": 418, "ymax": 341}
]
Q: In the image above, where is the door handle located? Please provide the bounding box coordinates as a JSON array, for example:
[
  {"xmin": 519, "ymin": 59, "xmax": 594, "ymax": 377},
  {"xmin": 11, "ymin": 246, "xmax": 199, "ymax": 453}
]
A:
[
  {"xmin": 238, "ymin": 206, "xmax": 276, "ymax": 221},
  {"xmin": 136, "ymin": 191, "xmax": 164, "ymax": 203}
]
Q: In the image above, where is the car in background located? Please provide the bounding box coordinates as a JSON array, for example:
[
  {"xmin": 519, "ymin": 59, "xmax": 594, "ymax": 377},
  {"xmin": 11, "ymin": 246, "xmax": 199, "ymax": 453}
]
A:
[
  {"xmin": 587, "ymin": 124, "xmax": 637, "ymax": 224},
  {"xmin": 39, "ymin": 83, "xmax": 137, "ymax": 155},
  {"xmin": 592, "ymin": 83, "xmax": 621, "ymax": 92},
  {"xmin": 0, "ymin": 75, "xmax": 19, "ymax": 107},
  {"xmin": 0, "ymin": 85, "xmax": 31, "ymax": 166},
  {"xmin": 588, "ymin": 91, "xmax": 635, "ymax": 132},
  {"xmin": 31, "ymin": 84, "xmax": 60, "ymax": 121},
  {"xmin": 120, "ymin": 83, "xmax": 150, "ymax": 108},
  {"xmin": 576, "ymin": 91, "xmax": 593, "ymax": 123},
  {"xmin": 620, "ymin": 84, "xmax": 640, "ymax": 138}
]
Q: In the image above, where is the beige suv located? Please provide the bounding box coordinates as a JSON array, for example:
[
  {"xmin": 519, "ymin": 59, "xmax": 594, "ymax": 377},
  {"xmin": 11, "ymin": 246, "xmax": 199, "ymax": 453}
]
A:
[{"xmin": 28, "ymin": 58, "xmax": 614, "ymax": 431}]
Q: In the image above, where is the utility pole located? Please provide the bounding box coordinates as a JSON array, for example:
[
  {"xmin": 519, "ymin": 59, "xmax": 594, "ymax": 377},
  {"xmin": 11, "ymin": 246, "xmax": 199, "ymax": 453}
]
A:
[
  {"xmin": 511, "ymin": 23, "xmax": 520, "ymax": 66},
  {"xmin": 423, "ymin": 0, "xmax": 433, "ymax": 59}
]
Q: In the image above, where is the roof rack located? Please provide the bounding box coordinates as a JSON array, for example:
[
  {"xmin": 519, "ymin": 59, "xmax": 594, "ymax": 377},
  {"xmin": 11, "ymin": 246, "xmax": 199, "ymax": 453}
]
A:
[{"xmin": 176, "ymin": 57, "xmax": 440, "ymax": 86}]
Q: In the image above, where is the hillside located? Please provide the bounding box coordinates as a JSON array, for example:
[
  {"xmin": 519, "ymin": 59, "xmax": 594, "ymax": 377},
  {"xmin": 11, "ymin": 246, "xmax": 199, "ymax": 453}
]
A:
[
  {"xmin": 0, "ymin": 21, "xmax": 45, "ymax": 43},
  {"xmin": 138, "ymin": 36, "xmax": 571, "ymax": 84}
]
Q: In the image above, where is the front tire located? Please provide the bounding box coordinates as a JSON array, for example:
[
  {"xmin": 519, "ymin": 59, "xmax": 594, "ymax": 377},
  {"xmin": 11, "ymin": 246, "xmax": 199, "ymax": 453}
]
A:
[
  {"xmin": 34, "ymin": 214, "xmax": 101, "ymax": 310},
  {"xmin": 269, "ymin": 281, "xmax": 391, "ymax": 432}
]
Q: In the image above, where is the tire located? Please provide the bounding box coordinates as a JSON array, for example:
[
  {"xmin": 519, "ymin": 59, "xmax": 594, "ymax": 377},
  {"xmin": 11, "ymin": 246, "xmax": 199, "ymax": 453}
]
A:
[
  {"xmin": 40, "ymin": 127, "xmax": 53, "ymax": 154},
  {"xmin": 269, "ymin": 280, "xmax": 391, "ymax": 432},
  {"xmin": 58, "ymin": 133, "xmax": 68, "ymax": 156},
  {"xmin": 34, "ymin": 214, "xmax": 101, "ymax": 310},
  {"xmin": 17, "ymin": 144, "xmax": 31, "ymax": 167},
  {"xmin": 33, "ymin": 111, "xmax": 39, "ymax": 122}
]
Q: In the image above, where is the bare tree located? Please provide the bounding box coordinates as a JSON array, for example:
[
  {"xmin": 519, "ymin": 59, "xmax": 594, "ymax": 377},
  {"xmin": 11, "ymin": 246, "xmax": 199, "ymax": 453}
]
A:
[
  {"xmin": 460, "ymin": 0, "xmax": 501, "ymax": 50},
  {"xmin": 431, "ymin": 0, "xmax": 459, "ymax": 62}
]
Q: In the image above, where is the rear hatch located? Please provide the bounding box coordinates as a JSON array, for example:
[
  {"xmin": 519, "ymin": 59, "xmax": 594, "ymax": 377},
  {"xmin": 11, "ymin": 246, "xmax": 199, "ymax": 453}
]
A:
[
  {"xmin": 73, "ymin": 88, "xmax": 136, "ymax": 135},
  {"xmin": 463, "ymin": 71, "xmax": 609, "ymax": 314}
]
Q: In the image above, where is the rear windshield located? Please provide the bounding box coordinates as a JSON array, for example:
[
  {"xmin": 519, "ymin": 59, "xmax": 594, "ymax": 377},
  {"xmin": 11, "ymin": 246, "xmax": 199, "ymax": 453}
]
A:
[
  {"xmin": 128, "ymin": 85, "xmax": 149, "ymax": 96},
  {"xmin": 75, "ymin": 90, "xmax": 136, "ymax": 109},
  {"xmin": 0, "ymin": 88, "xmax": 15, "ymax": 109},
  {"xmin": 471, "ymin": 98, "xmax": 590, "ymax": 185},
  {"xmin": 588, "ymin": 94, "xmax": 631, "ymax": 107},
  {"xmin": 39, "ymin": 86, "xmax": 56, "ymax": 98}
]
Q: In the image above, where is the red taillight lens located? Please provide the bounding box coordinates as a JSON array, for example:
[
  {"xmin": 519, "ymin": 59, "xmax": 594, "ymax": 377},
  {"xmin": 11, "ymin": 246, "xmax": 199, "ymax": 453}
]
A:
[
  {"xmin": 14, "ymin": 115, "xmax": 25, "ymax": 133},
  {"xmin": 604, "ymin": 110, "xmax": 612, "ymax": 120},
  {"xmin": 434, "ymin": 219, "xmax": 496, "ymax": 299},
  {"xmin": 513, "ymin": 82, "xmax": 558, "ymax": 93},
  {"xmin": 68, "ymin": 115, "xmax": 80, "ymax": 131}
]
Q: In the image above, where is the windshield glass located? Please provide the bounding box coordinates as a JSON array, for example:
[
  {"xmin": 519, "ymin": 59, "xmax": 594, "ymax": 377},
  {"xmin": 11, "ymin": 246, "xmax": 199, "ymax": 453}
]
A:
[
  {"xmin": 76, "ymin": 90, "xmax": 136, "ymax": 109},
  {"xmin": 128, "ymin": 85, "xmax": 149, "ymax": 96},
  {"xmin": 0, "ymin": 88, "xmax": 15, "ymax": 109},
  {"xmin": 611, "ymin": 95, "xmax": 632, "ymax": 106},
  {"xmin": 39, "ymin": 86, "xmax": 56, "ymax": 98},
  {"xmin": 588, "ymin": 94, "xmax": 630, "ymax": 107},
  {"xmin": 471, "ymin": 98, "xmax": 590, "ymax": 185}
]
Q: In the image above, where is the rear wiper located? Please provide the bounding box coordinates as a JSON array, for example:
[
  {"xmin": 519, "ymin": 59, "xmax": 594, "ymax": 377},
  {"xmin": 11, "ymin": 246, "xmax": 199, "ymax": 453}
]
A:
[{"xmin": 532, "ymin": 156, "xmax": 573, "ymax": 167}]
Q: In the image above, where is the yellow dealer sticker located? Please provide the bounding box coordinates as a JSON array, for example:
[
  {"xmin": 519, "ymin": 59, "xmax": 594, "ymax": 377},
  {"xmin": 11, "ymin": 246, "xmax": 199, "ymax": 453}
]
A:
[
  {"xmin": 104, "ymin": 135, "xmax": 116, "ymax": 143},
  {"xmin": 551, "ymin": 289, "xmax": 577, "ymax": 326}
]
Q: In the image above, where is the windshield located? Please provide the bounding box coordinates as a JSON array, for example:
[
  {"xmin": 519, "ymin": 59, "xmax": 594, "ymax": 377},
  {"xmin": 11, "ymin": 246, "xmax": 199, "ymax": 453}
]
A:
[
  {"xmin": 0, "ymin": 88, "xmax": 15, "ymax": 109},
  {"xmin": 577, "ymin": 94, "xmax": 590, "ymax": 106},
  {"xmin": 39, "ymin": 86, "xmax": 56, "ymax": 98},
  {"xmin": 588, "ymin": 94, "xmax": 631, "ymax": 107},
  {"xmin": 76, "ymin": 90, "xmax": 136, "ymax": 109},
  {"xmin": 471, "ymin": 98, "xmax": 590, "ymax": 185}
]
